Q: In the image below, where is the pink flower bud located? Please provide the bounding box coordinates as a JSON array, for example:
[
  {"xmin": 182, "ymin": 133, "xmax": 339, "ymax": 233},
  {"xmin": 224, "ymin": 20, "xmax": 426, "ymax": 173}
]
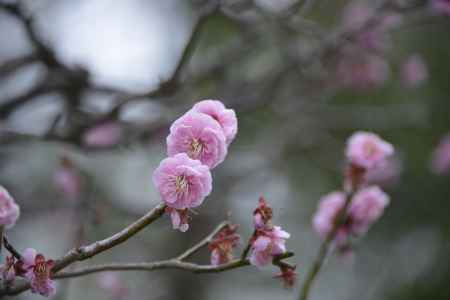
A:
[
  {"xmin": 82, "ymin": 121, "xmax": 123, "ymax": 147},
  {"xmin": 166, "ymin": 207, "xmax": 190, "ymax": 232},
  {"xmin": 274, "ymin": 265, "xmax": 297, "ymax": 288},
  {"xmin": 153, "ymin": 153, "xmax": 212, "ymax": 210},
  {"xmin": 401, "ymin": 54, "xmax": 428, "ymax": 88},
  {"xmin": 430, "ymin": 133, "xmax": 450, "ymax": 175},
  {"xmin": 0, "ymin": 186, "xmax": 20, "ymax": 229},
  {"xmin": 191, "ymin": 100, "xmax": 238, "ymax": 145},
  {"xmin": 346, "ymin": 131, "xmax": 394, "ymax": 170},
  {"xmin": 167, "ymin": 112, "xmax": 227, "ymax": 169},
  {"xmin": 208, "ymin": 224, "xmax": 240, "ymax": 265},
  {"xmin": 253, "ymin": 197, "xmax": 273, "ymax": 230}
]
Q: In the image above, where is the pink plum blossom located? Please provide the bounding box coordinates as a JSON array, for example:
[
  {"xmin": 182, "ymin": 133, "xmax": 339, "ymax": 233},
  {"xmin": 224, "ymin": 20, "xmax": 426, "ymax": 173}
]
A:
[
  {"xmin": 153, "ymin": 153, "xmax": 212, "ymax": 210},
  {"xmin": 0, "ymin": 185, "xmax": 20, "ymax": 229},
  {"xmin": 430, "ymin": 133, "xmax": 450, "ymax": 175},
  {"xmin": 313, "ymin": 187, "xmax": 389, "ymax": 245},
  {"xmin": 191, "ymin": 100, "xmax": 238, "ymax": 145},
  {"xmin": 349, "ymin": 186, "xmax": 390, "ymax": 235},
  {"xmin": 208, "ymin": 224, "xmax": 240, "ymax": 265},
  {"xmin": 346, "ymin": 131, "xmax": 394, "ymax": 169},
  {"xmin": 249, "ymin": 226, "xmax": 290, "ymax": 268},
  {"xmin": 82, "ymin": 121, "xmax": 123, "ymax": 147},
  {"xmin": 431, "ymin": 0, "xmax": 450, "ymax": 16},
  {"xmin": 21, "ymin": 248, "xmax": 56, "ymax": 297},
  {"xmin": 401, "ymin": 54, "xmax": 428, "ymax": 88},
  {"xmin": 253, "ymin": 197, "xmax": 273, "ymax": 230},
  {"xmin": 312, "ymin": 191, "xmax": 347, "ymax": 242},
  {"xmin": 167, "ymin": 112, "xmax": 227, "ymax": 169}
]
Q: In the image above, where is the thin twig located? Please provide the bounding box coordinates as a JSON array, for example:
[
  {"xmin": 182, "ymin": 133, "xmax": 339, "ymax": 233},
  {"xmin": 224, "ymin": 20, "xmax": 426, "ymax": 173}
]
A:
[
  {"xmin": 298, "ymin": 192, "xmax": 354, "ymax": 300},
  {"xmin": 177, "ymin": 221, "xmax": 230, "ymax": 261}
]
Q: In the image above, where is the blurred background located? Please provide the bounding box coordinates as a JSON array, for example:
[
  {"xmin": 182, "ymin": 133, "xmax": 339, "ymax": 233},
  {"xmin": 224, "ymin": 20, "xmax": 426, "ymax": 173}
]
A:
[{"xmin": 0, "ymin": 0, "xmax": 449, "ymax": 299}]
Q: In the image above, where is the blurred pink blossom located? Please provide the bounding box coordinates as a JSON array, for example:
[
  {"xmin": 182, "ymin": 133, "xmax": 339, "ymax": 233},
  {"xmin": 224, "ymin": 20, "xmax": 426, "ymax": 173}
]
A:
[
  {"xmin": 192, "ymin": 100, "xmax": 238, "ymax": 145},
  {"xmin": 346, "ymin": 131, "xmax": 394, "ymax": 170},
  {"xmin": 313, "ymin": 187, "xmax": 389, "ymax": 245},
  {"xmin": 342, "ymin": 3, "xmax": 372, "ymax": 31},
  {"xmin": 249, "ymin": 226, "xmax": 290, "ymax": 268},
  {"xmin": 21, "ymin": 248, "xmax": 56, "ymax": 297},
  {"xmin": 54, "ymin": 158, "xmax": 82, "ymax": 200},
  {"xmin": 336, "ymin": 54, "xmax": 390, "ymax": 90},
  {"xmin": 349, "ymin": 186, "xmax": 390, "ymax": 235},
  {"xmin": 153, "ymin": 153, "xmax": 212, "ymax": 210},
  {"xmin": 82, "ymin": 121, "xmax": 123, "ymax": 147},
  {"xmin": 0, "ymin": 185, "xmax": 20, "ymax": 229},
  {"xmin": 430, "ymin": 133, "xmax": 450, "ymax": 175},
  {"xmin": 312, "ymin": 191, "xmax": 347, "ymax": 241},
  {"xmin": 401, "ymin": 54, "xmax": 428, "ymax": 88},
  {"xmin": 97, "ymin": 272, "xmax": 128, "ymax": 298},
  {"xmin": 431, "ymin": 0, "xmax": 450, "ymax": 16},
  {"xmin": 167, "ymin": 111, "xmax": 227, "ymax": 169},
  {"xmin": 366, "ymin": 156, "xmax": 402, "ymax": 187}
]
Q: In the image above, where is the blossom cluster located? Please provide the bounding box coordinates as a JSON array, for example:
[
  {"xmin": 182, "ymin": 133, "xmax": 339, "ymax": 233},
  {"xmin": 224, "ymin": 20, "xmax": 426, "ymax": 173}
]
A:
[
  {"xmin": 206, "ymin": 197, "xmax": 295, "ymax": 287},
  {"xmin": 1, "ymin": 249, "xmax": 56, "ymax": 297},
  {"xmin": 313, "ymin": 131, "xmax": 394, "ymax": 253},
  {"xmin": 250, "ymin": 198, "xmax": 295, "ymax": 286},
  {"xmin": 335, "ymin": 3, "xmax": 428, "ymax": 90},
  {"xmin": 153, "ymin": 100, "xmax": 237, "ymax": 232}
]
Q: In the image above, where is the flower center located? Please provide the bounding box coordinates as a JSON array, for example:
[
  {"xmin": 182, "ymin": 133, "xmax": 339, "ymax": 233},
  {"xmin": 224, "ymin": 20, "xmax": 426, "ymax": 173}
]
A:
[
  {"xmin": 175, "ymin": 175, "xmax": 189, "ymax": 194},
  {"xmin": 363, "ymin": 141, "xmax": 377, "ymax": 158},
  {"xmin": 189, "ymin": 138, "xmax": 203, "ymax": 158}
]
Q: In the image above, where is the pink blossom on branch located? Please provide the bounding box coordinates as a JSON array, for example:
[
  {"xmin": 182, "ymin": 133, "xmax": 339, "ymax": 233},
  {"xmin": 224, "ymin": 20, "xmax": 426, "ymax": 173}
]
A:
[
  {"xmin": 346, "ymin": 131, "xmax": 394, "ymax": 170},
  {"xmin": 249, "ymin": 226, "xmax": 290, "ymax": 268},
  {"xmin": 253, "ymin": 196, "xmax": 273, "ymax": 230},
  {"xmin": 167, "ymin": 111, "xmax": 227, "ymax": 169},
  {"xmin": 312, "ymin": 187, "xmax": 389, "ymax": 246},
  {"xmin": 21, "ymin": 248, "xmax": 56, "ymax": 297},
  {"xmin": 274, "ymin": 265, "xmax": 297, "ymax": 288},
  {"xmin": 153, "ymin": 153, "xmax": 212, "ymax": 210},
  {"xmin": 191, "ymin": 100, "xmax": 238, "ymax": 145},
  {"xmin": 349, "ymin": 186, "xmax": 390, "ymax": 235},
  {"xmin": 0, "ymin": 185, "xmax": 20, "ymax": 229}
]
